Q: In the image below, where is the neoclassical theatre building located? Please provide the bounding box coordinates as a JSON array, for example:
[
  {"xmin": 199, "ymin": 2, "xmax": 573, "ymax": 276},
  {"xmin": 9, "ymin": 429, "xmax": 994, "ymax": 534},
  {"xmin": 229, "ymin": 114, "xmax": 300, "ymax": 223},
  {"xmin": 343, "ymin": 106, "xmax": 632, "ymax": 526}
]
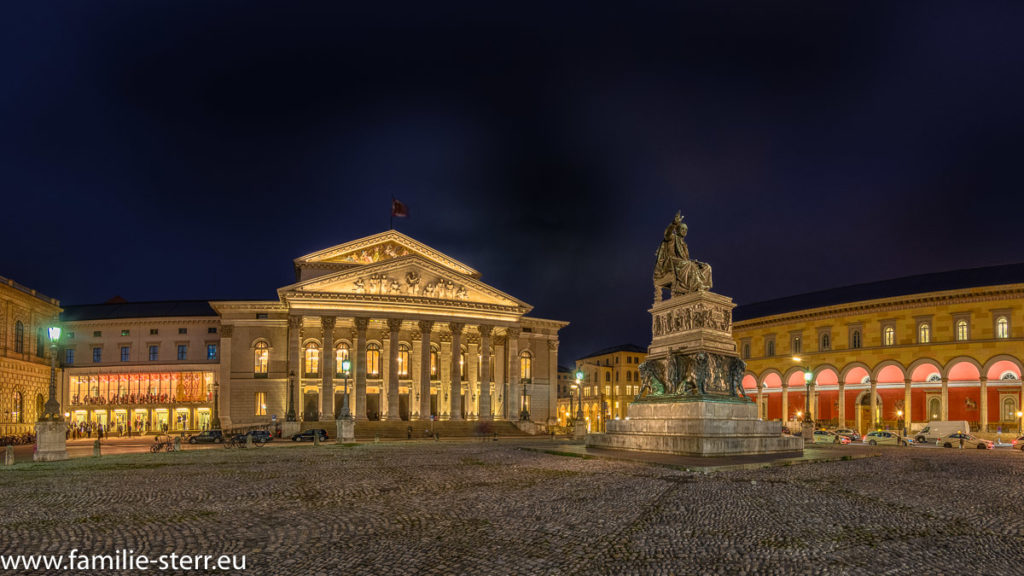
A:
[
  {"xmin": 733, "ymin": 264, "xmax": 1024, "ymax": 436},
  {"xmin": 59, "ymin": 231, "xmax": 566, "ymax": 432},
  {"xmin": 214, "ymin": 231, "xmax": 566, "ymax": 428}
]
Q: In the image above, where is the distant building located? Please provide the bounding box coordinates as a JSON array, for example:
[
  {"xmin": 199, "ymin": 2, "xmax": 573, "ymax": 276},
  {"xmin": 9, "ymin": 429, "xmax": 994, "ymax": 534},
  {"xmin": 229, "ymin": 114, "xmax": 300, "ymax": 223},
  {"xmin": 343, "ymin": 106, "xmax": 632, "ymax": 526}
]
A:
[
  {"xmin": 732, "ymin": 264, "xmax": 1024, "ymax": 436},
  {"xmin": 0, "ymin": 276, "xmax": 61, "ymax": 434},
  {"xmin": 574, "ymin": 344, "xmax": 647, "ymax": 432}
]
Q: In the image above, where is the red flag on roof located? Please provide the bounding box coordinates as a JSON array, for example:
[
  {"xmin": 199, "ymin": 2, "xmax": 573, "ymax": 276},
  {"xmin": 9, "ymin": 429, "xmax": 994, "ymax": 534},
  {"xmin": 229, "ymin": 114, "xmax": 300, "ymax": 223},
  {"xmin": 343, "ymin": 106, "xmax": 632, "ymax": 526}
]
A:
[{"xmin": 391, "ymin": 198, "xmax": 408, "ymax": 218}]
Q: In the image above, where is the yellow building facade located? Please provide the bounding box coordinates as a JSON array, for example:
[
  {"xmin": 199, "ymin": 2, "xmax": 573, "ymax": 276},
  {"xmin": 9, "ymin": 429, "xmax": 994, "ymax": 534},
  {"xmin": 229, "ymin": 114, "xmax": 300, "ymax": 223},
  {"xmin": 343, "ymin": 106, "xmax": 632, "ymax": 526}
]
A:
[
  {"xmin": 572, "ymin": 344, "xmax": 647, "ymax": 432},
  {"xmin": 732, "ymin": 265, "xmax": 1024, "ymax": 436}
]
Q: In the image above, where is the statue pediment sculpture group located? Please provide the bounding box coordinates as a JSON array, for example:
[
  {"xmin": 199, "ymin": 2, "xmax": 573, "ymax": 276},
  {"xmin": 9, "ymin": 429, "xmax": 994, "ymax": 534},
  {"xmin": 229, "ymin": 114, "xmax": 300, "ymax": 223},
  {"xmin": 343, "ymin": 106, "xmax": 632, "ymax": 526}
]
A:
[
  {"xmin": 636, "ymin": 352, "xmax": 748, "ymax": 401},
  {"xmin": 654, "ymin": 211, "xmax": 713, "ymax": 296}
]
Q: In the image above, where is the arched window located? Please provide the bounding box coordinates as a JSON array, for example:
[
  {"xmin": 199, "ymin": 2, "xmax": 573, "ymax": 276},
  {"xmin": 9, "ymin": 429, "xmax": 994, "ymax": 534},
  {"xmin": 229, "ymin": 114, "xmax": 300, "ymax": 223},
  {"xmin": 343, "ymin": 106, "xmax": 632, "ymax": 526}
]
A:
[
  {"xmin": 927, "ymin": 373, "xmax": 942, "ymax": 383},
  {"xmin": 1003, "ymin": 397, "xmax": 1019, "ymax": 421},
  {"xmin": 883, "ymin": 326, "xmax": 895, "ymax": 346},
  {"xmin": 851, "ymin": 330, "xmax": 862, "ymax": 349},
  {"xmin": 366, "ymin": 344, "xmax": 381, "ymax": 377},
  {"xmin": 12, "ymin": 392, "xmax": 22, "ymax": 424},
  {"xmin": 253, "ymin": 341, "xmax": 269, "ymax": 376},
  {"xmin": 14, "ymin": 321, "xmax": 24, "ymax": 354},
  {"xmin": 918, "ymin": 323, "xmax": 930, "ymax": 344},
  {"xmin": 36, "ymin": 329, "xmax": 45, "ymax": 358},
  {"xmin": 996, "ymin": 316, "xmax": 1009, "ymax": 339},
  {"xmin": 626, "ymin": 371, "xmax": 632, "ymax": 383},
  {"xmin": 792, "ymin": 337, "xmax": 801, "ymax": 354},
  {"xmin": 605, "ymin": 372, "xmax": 611, "ymax": 382},
  {"xmin": 820, "ymin": 333, "xmax": 830, "ymax": 351},
  {"xmin": 459, "ymin": 348, "xmax": 466, "ymax": 380},
  {"xmin": 430, "ymin": 346, "xmax": 439, "ymax": 379},
  {"xmin": 520, "ymin": 351, "xmax": 533, "ymax": 380},
  {"xmin": 766, "ymin": 340, "xmax": 775, "ymax": 357},
  {"xmin": 956, "ymin": 320, "xmax": 969, "ymax": 341},
  {"xmin": 1001, "ymin": 371, "xmax": 1019, "ymax": 381},
  {"xmin": 398, "ymin": 344, "xmax": 410, "ymax": 377},
  {"xmin": 335, "ymin": 344, "xmax": 350, "ymax": 376},
  {"xmin": 304, "ymin": 342, "xmax": 320, "ymax": 376}
]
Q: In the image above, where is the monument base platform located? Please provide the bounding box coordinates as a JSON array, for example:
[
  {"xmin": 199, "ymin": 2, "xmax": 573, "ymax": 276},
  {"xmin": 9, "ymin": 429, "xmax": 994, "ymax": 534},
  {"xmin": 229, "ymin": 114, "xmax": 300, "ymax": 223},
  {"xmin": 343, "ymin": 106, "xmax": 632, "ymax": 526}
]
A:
[
  {"xmin": 586, "ymin": 397, "xmax": 803, "ymax": 457},
  {"xmin": 34, "ymin": 421, "xmax": 69, "ymax": 462}
]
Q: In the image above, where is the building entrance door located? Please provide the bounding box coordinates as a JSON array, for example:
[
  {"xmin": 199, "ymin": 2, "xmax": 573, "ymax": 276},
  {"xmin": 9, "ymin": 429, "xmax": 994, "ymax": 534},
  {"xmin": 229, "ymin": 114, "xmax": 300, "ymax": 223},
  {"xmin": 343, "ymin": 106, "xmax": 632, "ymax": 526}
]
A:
[
  {"xmin": 399, "ymin": 393, "xmax": 409, "ymax": 420},
  {"xmin": 303, "ymin": 392, "xmax": 319, "ymax": 421},
  {"xmin": 366, "ymin": 393, "xmax": 380, "ymax": 420},
  {"xmin": 430, "ymin": 393, "xmax": 437, "ymax": 419}
]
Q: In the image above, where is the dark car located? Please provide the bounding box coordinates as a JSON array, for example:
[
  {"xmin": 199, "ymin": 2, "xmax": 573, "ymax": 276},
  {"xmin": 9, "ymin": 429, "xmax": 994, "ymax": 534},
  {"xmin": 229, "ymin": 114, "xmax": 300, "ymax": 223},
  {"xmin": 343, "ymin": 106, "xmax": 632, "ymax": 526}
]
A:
[
  {"xmin": 231, "ymin": 430, "xmax": 273, "ymax": 446},
  {"xmin": 187, "ymin": 430, "xmax": 224, "ymax": 444},
  {"xmin": 291, "ymin": 429, "xmax": 328, "ymax": 442}
]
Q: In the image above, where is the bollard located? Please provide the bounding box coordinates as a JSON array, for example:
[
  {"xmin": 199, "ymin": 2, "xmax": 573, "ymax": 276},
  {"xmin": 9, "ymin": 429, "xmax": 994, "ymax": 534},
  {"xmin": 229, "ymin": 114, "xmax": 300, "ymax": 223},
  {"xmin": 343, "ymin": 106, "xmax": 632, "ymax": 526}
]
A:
[
  {"xmin": 173, "ymin": 436, "xmax": 182, "ymax": 452},
  {"xmin": 494, "ymin": 432, "xmax": 498, "ymax": 442},
  {"xmin": 2, "ymin": 445, "xmax": 13, "ymax": 466},
  {"xmin": 93, "ymin": 439, "xmax": 101, "ymax": 458},
  {"xmin": 246, "ymin": 434, "xmax": 254, "ymax": 449},
  {"xmin": 374, "ymin": 433, "xmax": 379, "ymax": 443},
  {"xmin": 314, "ymin": 431, "xmax": 320, "ymax": 447}
]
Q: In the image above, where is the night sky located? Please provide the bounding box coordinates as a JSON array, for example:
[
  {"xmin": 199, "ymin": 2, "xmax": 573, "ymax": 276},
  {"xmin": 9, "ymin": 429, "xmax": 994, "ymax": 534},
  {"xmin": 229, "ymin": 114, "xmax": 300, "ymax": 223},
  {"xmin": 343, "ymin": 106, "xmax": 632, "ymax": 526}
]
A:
[{"xmin": 3, "ymin": 2, "xmax": 1024, "ymax": 363}]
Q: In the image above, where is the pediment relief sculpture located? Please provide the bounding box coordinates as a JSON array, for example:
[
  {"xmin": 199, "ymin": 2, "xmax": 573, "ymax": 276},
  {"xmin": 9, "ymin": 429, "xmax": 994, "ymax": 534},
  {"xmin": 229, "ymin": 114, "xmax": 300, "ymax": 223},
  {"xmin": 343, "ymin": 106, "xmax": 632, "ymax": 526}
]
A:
[{"xmin": 352, "ymin": 271, "xmax": 470, "ymax": 300}]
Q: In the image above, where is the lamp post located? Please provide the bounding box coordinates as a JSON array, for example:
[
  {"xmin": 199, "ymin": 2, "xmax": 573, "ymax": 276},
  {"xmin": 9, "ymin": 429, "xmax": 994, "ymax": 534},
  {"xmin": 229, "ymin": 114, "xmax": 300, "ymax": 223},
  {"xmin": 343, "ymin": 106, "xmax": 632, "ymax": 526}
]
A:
[
  {"xmin": 793, "ymin": 357, "xmax": 814, "ymax": 442},
  {"xmin": 286, "ymin": 371, "xmax": 296, "ymax": 422},
  {"xmin": 572, "ymin": 370, "xmax": 587, "ymax": 439},
  {"xmin": 1017, "ymin": 411, "xmax": 1023, "ymax": 435},
  {"xmin": 41, "ymin": 326, "xmax": 63, "ymax": 421},
  {"xmin": 896, "ymin": 409, "xmax": 905, "ymax": 437},
  {"xmin": 340, "ymin": 359, "xmax": 352, "ymax": 418},
  {"xmin": 568, "ymin": 384, "xmax": 577, "ymax": 426},
  {"xmin": 575, "ymin": 370, "xmax": 584, "ymax": 421},
  {"xmin": 520, "ymin": 378, "xmax": 530, "ymax": 421}
]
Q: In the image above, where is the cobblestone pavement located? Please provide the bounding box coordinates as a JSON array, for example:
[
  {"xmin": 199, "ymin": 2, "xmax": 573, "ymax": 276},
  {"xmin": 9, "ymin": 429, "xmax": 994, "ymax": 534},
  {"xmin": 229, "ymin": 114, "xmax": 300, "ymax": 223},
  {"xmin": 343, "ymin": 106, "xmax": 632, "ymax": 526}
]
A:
[{"xmin": 1, "ymin": 441, "xmax": 1022, "ymax": 575}]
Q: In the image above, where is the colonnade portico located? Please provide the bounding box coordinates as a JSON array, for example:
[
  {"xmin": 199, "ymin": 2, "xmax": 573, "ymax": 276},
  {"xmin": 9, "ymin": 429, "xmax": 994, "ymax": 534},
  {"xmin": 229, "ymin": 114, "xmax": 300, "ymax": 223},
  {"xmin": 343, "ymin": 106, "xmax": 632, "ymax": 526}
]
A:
[{"xmin": 284, "ymin": 313, "xmax": 516, "ymax": 422}]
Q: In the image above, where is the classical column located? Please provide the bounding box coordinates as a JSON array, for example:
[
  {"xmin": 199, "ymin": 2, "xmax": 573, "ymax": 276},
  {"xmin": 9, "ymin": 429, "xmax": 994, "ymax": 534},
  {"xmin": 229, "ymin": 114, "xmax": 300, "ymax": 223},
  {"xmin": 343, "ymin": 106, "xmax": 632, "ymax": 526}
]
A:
[
  {"xmin": 418, "ymin": 321, "xmax": 433, "ymax": 420},
  {"xmin": 478, "ymin": 325, "xmax": 493, "ymax": 420},
  {"xmin": 507, "ymin": 328, "xmax": 521, "ymax": 420},
  {"xmin": 781, "ymin": 383, "xmax": 789, "ymax": 422},
  {"xmin": 467, "ymin": 334, "xmax": 479, "ymax": 419},
  {"xmin": 410, "ymin": 329, "xmax": 422, "ymax": 420},
  {"xmin": 385, "ymin": 318, "xmax": 402, "ymax": 421},
  {"xmin": 354, "ymin": 318, "xmax": 369, "ymax": 421},
  {"xmin": 904, "ymin": 378, "xmax": 912, "ymax": 433},
  {"xmin": 756, "ymin": 384, "xmax": 764, "ymax": 419},
  {"xmin": 287, "ymin": 315, "xmax": 302, "ymax": 421},
  {"xmin": 493, "ymin": 334, "xmax": 506, "ymax": 419},
  {"xmin": 979, "ymin": 376, "xmax": 988, "ymax": 433},
  {"xmin": 808, "ymin": 382, "xmax": 817, "ymax": 422},
  {"xmin": 216, "ymin": 324, "xmax": 232, "ymax": 429},
  {"xmin": 869, "ymin": 378, "xmax": 878, "ymax": 429},
  {"xmin": 837, "ymin": 381, "xmax": 845, "ymax": 428},
  {"xmin": 439, "ymin": 331, "xmax": 452, "ymax": 420},
  {"xmin": 547, "ymin": 340, "xmax": 559, "ymax": 423},
  {"xmin": 321, "ymin": 316, "xmax": 335, "ymax": 421},
  {"xmin": 448, "ymin": 322, "xmax": 465, "ymax": 421},
  {"xmin": 940, "ymin": 377, "xmax": 949, "ymax": 421}
]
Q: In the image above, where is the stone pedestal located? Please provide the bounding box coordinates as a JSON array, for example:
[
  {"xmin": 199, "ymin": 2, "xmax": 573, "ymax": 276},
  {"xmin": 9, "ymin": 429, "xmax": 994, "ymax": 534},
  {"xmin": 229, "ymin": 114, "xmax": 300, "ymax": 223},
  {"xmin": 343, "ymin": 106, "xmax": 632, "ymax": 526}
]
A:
[
  {"xmin": 801, "ymin": 422, "xmax": 815, "ymax": 448},
  {"xmin": 587, "ymin": 397, "xmax": 803, "ymax": 456},
  {"xmin": 34, "ymin": 421, "xmax": 68, "ymax": 462},
  {"xmin": 281, "ymin": 421, "xmax": 300, "ymax": 439},
  {"xmin": 573, "ymin": 421, "xmax": 588, "ymax": 441},
  {"xmin": 336, "ymin": 418, "xmax": 355, "ymax": 443}
]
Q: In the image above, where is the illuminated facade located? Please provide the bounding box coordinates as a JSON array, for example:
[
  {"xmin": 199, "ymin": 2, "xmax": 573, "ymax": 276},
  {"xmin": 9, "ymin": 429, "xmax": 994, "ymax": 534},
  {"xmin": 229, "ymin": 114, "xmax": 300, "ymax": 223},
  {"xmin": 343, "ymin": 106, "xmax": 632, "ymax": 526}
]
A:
[
  {"xmin": 733, "ymin": 265, "xmax": 1024, "ymax": 436},
  {"xmin": 572, "ymin": 344, "xmax": 646, "ymax": 432},
  {"xmin": 60, "ymin": 302, "xmax": 220, "ymax": 433},
  {"xmin": 0, "ymin": 276, "xmax": 61, "ymax": 435},
  {"xmin": 214, "ymin": 231, "xmax": 567, "ymax": 429}
]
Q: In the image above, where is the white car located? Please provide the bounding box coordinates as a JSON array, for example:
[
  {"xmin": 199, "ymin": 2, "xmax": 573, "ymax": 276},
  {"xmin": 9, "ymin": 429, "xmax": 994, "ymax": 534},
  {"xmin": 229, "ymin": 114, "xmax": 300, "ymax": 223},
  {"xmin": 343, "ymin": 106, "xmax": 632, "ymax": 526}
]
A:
[{"xmin": 862, "ymin": 431, "xmax": 908, "ymax": 447}]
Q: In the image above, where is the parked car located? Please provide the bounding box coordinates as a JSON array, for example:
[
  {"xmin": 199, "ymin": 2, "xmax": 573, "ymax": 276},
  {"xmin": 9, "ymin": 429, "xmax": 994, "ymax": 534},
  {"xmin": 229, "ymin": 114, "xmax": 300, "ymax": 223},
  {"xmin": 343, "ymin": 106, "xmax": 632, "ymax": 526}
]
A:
[
  {"xmin": 812, "ymin": 430, "xmax": 849, "ymax": 444},
  {"xmin": 914, "ymin": 421, "xmax": 971, "ymax": 444},
  {"xmin": 187, "ymin": 430, "xmax": 224, "ymax": 444},
  {"xmin": 939, "ymin": 433, "xmax": 993, "ymax": 450},
  {"xmin": 291, "ymin": 429, "xmax": 328, "ymax": 442},
  {"xmin": 833, "ymin": 428, "xmax": 860, "ymax": 442},
  {"xmin": 863, "ymin": 431, "xmax": 909, "ymax": 446},
  {"xmin": 1014, "ymin": 435, "xmax": 1024, "ymax": 451},
  {"xmin": 248, "ymin": 430, "xmax": 273, "ymax": 443}
]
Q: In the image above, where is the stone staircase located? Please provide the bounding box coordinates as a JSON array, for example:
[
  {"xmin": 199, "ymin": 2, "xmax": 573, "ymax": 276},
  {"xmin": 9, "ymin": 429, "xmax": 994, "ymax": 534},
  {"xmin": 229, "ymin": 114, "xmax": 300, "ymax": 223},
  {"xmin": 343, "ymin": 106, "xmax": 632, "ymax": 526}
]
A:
[{"xmin": 300, "ymin": 419, "xmax": 532, "ymax": 439}]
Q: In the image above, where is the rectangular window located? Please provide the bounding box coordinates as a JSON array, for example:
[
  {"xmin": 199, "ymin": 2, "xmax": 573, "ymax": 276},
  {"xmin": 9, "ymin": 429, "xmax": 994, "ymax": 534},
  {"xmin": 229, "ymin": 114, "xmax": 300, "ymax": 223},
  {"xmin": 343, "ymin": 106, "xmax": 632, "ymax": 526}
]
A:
[
  {"xmin": 605, "ymin": 385, "xmax": 611, "ymax": 396},
  {"xmin": 178, "ymin": 328, "xmax": 187, "ymax": 335},
  {"xmin": 792, "ymin": 336, "xmax": 801, "ymax": 354},
  {"xmin": 150, "ymin": 329, "xmax": 159, "ymax": 335},
  {"xmin": 255, "ymin": 392, "xmax": 267, "ymax": 416},
  {"xmin": 149, "ymin": 345, "xmax": 159, "ymax": 361},
  {"xmin": 65, "ymin": 349, "xmax": 75, "ymax": 365},
  {"xmin": 121, "ymin": 329, "xmax": 130, "ymax": 337},
  {"xmin": 92, "ymin": 347, "xmax": 102, "ymax": 363},
  {"xmin": 207, "ymin": 344, "xmax": 218, "ymax": 360},
  {"xmin": 120, "ymin": 346, "xmax": 130, "ymax": 362},
  {"xmin": 208, "ymin": 327, "xmax": 217, "ymax": 334},
  {"xmin": 93, "ymin": 331, "xmax": 102, "ymax": 338},
  {"xmin": 177, "ymin": 344, "xmax": 188, "ymax": 360},
  {"xmin": 256, "ymin": 313, "xmax": 268, "ymax": 319}
]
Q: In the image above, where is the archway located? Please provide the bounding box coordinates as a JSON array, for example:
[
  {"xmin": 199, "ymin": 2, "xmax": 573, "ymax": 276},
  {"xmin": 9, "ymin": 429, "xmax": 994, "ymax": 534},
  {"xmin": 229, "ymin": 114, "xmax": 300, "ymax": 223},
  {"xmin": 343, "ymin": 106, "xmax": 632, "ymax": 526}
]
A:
[{"xmin": 855, "ymin": 390, "xmax": 882, "ymax": 436}]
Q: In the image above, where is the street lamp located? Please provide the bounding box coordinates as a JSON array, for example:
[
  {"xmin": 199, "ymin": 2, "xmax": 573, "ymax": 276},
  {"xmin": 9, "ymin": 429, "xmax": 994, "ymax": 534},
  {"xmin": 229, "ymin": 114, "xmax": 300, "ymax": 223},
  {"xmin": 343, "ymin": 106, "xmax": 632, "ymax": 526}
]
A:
[
  {"xmin": 574, "ymin": 370, "xmax": 584, "ymax": 421},
  {"xmin": 340, "ymin": 359, "xmax": 352, "ymax": 419},
  {"xmin": 520, "ymin": 377, "xmax": 530, "ymax": 421},
  {"xmin": 1017, "ymin": 411, "xmax": 1023, "ymax": 435},
  {"xmin": 286, "ymin": 371, "xmax": 297, "ymax": 422},
  {"xmin": 568, "ymin": 384, "xmax": 577, "ymax": 426},
  {"xmin": 896, "ymin": 409, "xmax": 905, "ymax": 437},
  {"xmin": 40, "ymin": 326, "xmax": 63, "ymax": 421}
]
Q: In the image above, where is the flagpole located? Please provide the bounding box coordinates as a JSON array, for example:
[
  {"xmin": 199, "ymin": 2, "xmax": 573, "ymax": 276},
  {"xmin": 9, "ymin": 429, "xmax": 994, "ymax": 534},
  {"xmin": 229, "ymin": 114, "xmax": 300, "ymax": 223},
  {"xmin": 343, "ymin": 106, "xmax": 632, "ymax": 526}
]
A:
[{"xmin": 390, "ymin": 196, "xmax": 394, "ymax": 230}]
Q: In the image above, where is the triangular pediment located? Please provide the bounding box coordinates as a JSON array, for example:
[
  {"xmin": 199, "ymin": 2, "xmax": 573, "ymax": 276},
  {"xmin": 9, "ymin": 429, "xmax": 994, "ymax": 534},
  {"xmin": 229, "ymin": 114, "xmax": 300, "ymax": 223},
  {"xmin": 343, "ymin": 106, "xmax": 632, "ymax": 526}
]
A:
[
  {"xmin": 294, "ymin": 230, "xmax": 479, "ymax": 278},
  {"xmin": 279, "ymin": 255, "xmax": 530, "ymax": 312}
]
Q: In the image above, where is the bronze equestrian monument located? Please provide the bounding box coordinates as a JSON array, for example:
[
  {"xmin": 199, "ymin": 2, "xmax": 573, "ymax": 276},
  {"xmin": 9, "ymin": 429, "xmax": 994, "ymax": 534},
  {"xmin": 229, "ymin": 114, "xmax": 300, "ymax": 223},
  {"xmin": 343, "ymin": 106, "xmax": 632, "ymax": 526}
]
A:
[{"xmin": 587, "ymin": 212, "xmax": 803, "ymax": 456}]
